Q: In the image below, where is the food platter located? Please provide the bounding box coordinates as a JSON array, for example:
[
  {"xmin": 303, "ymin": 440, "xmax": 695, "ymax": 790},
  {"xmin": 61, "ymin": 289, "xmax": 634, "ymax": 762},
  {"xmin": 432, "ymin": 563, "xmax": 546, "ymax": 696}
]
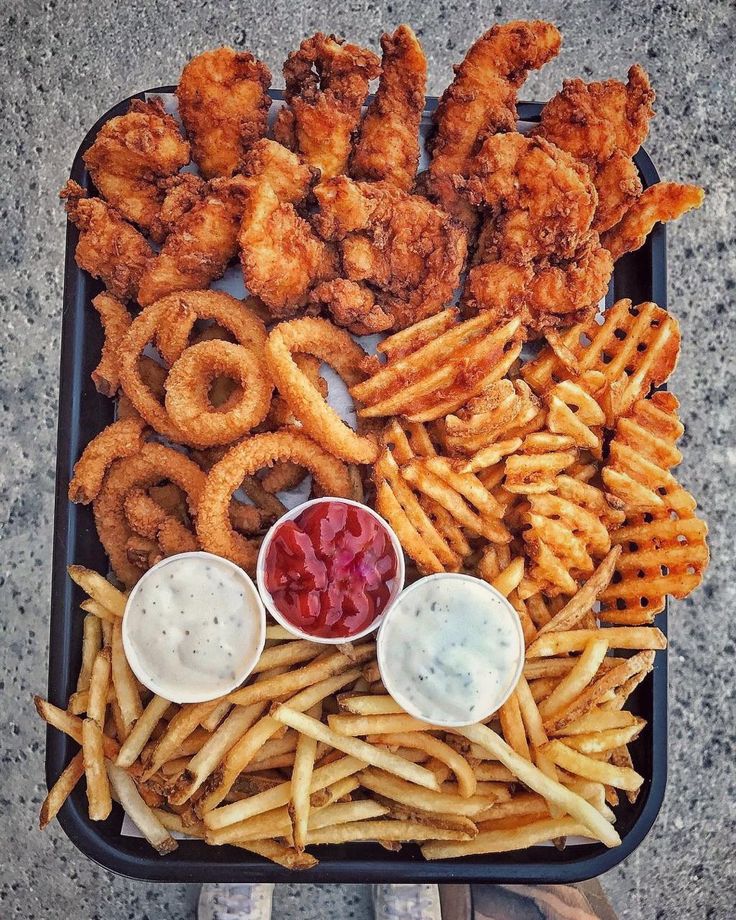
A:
[{"xmin": 46, "ymin": 87, "xmax": 668, "ymax": 883}]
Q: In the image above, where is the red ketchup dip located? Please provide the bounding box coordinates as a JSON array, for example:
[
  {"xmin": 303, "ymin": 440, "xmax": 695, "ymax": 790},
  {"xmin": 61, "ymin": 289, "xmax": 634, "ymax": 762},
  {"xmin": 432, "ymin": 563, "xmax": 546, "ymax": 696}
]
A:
[{"xmin": 263, "ymin": 500, "xmax": 400, "ymax": 639}]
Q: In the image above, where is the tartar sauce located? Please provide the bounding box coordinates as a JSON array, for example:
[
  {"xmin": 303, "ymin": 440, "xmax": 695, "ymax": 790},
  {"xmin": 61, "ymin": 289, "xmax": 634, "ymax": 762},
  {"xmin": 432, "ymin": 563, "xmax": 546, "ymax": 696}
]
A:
[
  {"xmin": 123, "ymin": 552, "xmax": 265, "ymax": 704},
  {"xmin": 377, "ymin": 574, "xmax": 524, "ymax": 726}
]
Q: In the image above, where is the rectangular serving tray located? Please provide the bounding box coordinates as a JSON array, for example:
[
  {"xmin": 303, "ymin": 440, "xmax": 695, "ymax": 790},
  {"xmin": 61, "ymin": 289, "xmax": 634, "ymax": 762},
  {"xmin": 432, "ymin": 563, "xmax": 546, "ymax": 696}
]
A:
[{"xmin": 47, "ymin": 89, "xmax": 668, "ymax": 883}]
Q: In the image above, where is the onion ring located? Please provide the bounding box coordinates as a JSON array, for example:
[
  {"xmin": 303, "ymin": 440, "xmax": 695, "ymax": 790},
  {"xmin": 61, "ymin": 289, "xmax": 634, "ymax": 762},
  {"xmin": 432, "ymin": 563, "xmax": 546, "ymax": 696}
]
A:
[
  {"xmin": 68, "ymin": 417, "xmax": 147, "ymax": 505},
  {"xmin": 93, "ymin": 442, "xmax": 206, "ymax": 586},
  {"xmin": 123, "ymin": 487, "xmax": 199, "ymax": 558},
  {"xmin": 164, "ymin": 340, "xmax": 273, "ymax": 448},
  {"xmin": 264, "ymin": 317, "xmax": 378, "ymax": 463},
  {"xmin": 196, "ymin": 429, "xmax": 353, "ymax": 572}
]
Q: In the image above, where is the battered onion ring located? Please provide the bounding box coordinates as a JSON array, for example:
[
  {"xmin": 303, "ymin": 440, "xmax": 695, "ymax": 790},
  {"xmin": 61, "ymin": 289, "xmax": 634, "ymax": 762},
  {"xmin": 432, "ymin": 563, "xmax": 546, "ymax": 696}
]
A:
[
  {"xmin": 156, "ymin": 292, "xmax": 267, "ymax": 366},
  {"xmin": 123, "ymin": 487, "xmax": 199, "ymax": 558},
  {"xmin": 164, "ymin": 340, "xmax": 273, "ymax": 448},
  {"xmin": 68, "ymin": 417, "xmax": 147, "ymax": 504},
  {"xmin": 93, "ymin": 442, "xmax": 206, "ymax": 586},
  {"xmin": 196, "ymin": 430, "xmax": 353, "ymax": 572},
  {"xmin": 264, "ymin": 317, "xmax": 379, "ymax": 463},
  {"xmin": 118, "ymin": 291, "xmax": 269, "ymax": 442}
]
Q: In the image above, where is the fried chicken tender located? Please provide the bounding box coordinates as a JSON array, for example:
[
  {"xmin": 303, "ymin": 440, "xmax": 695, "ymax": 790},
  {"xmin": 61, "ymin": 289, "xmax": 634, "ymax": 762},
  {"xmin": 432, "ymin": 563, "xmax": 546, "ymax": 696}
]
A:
[
  {"xmin": 82, "ymin": 98, "xmax": 190, "ymax": 235},
  {"xmin": 239, "ymin": 139, "xmax": 337, "ymax": 317},
  {"xmin": 137, "ymin": 175, "xmax": 250, "ymax": 306},
  {"xmin": 313, "ymin": 176, "xmax": 467, "ymax": 330},
  {"xmin": 534, "ymin": 65, "xmax": 655, "ymax": 231},
  {"xmin": 309, "ymin": 279, "xmax": 393, "ymax": 335},
  {"xmin": 177, "ymin": 46, "xmax": 271, "ymax": 179},
  {"xmin": 426, "ymin": 20, "xmax": 562, "ymax": 230},
  {"xmin": 458, "ymin": 133, "xmax": 612, "ymax": 337},
  {"xmin": 274, "ymin": 33, "xmax": 380, "ymax": 179},
  {"xmin": 459, "ymin": 134, "xmax": 598, "ymax": 262},
  {"xmin": 350, "ymin": 25, "xmax": 427, "ymax": 190},
  {"xmin": 60, "ymin": 181, "xmax": 154, "ymax": 302},
  {"xmin": 601, "ymin": 181, "xmax": 704, "ymax": 260}
]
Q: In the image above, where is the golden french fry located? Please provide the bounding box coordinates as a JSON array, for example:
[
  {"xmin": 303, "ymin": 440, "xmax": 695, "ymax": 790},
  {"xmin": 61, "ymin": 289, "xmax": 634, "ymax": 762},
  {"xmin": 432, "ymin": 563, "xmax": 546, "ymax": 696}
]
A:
[
  {"xmin": 107, "ymin": 762, "xmax": 177, "ymax": 854},
  {"xmin": 231, "ymin": 838, "xmax": 318, "ymax": 870},
  {"xmin": 526, "ymin": 628, "xmax": 666, "ymax": 657},
  {"xmin": 307, "ymin": 818, "xmax": 472, "ymax": 845},
  {"xmin": 336, "ymin": 694, "xmax": 404, "ymax": 716},
  {"xmin": 87, "ymin": 647, "xmax": 112, "ymax": 728},
  {"xmin": 537, "ymin": 548, "xmax": 622, "ymax": 635},
  {"xmin": 252, "ymin": 640, "xmax": 323, "ymax": 674},
  {"xmin": 421, "ymin": 816, "xmax": 591, "ymax": 859},
  {"xmin": 111, "ymin": 617, "xmax": 142, "ymax": 736},
  {"xmin": 115, "ymin": 695, "xmax": 172, "ymax": 768},
  {"xmin": 274, "ymin": 707, "xmax": 440, "ymax": 791},
  {"xmin": 82, "ymin": 718, "xmax": 112, "ymax": 821},
  {"xmin": 292, "ymin": 703, "xmax": 322, "ymax": 850},
  {"xmin": 40, "ymin": 752, "xmax": 85, "ymax": 830},
  {"xmin": 68, "ymin": 565, "xmax": 127, "ymax": 616},
  {"xmin": 359, "ymin": 768, "xmax": 498, "ymax": 817},
  {"xmin": 34, "ymin": 697, "xmax": 120, "ymax": 759},
  {"xmin": 541, "ymin": 740, "xmax": 643, "ymax": 792},
  {"xmin": 368, "ymin": 732, "xmax": 476, "ymax": 798},
  {"xmin": 538, "ymin": 638, "xmax": 609, "ymax": 720},
  {"xmin": 327, "ymin": 713, "xmax": 438, "ymax": 736},
  {"xmin": 562, "ymin": 722, "xmax": 645, "ymax": 754},
  {"xmin": 552, "ymin": 709, "xmax": 637, "ymax": 737},
  {"xmin": 79, "ymin": 598, "xmax": 118, "ymax": 624},
  {"xmin": 77, "ymin": 614, "xmax": 103, "ymax": 693},
  {"xmin": 499, "ymin": 692, "xmax": 529, "ymax": 760}
]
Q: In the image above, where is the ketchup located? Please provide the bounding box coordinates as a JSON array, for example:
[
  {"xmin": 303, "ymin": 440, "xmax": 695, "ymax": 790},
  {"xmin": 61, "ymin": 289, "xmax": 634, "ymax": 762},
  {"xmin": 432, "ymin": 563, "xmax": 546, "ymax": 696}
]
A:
[{"xmin": 264, "ymin": 501, "xmax": 398, "ymax": 639}]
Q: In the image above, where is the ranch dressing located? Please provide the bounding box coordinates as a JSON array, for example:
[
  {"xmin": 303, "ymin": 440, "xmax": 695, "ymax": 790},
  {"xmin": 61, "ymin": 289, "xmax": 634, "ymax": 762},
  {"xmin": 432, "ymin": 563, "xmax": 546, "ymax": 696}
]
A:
[
  {"xmin": 377, "ymin": 574, "xmax": 524, "ymax": 726},
  {"xmin": 123, "ymin": 552, "xmax": 265, "ymax": 704}
]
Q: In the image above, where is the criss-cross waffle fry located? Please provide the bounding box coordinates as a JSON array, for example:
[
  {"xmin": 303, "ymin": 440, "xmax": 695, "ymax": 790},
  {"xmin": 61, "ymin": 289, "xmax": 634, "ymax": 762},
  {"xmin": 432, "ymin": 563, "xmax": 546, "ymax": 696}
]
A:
[
  {"xmin": 444, "ymin": 380, "xmax": 541, "ymax": 455},
  {"xmin": 351, "ymin": 310, "xmax": 522, "ymax": 422},
  {"xmin": 599, "ymin": 393, "xmax": 708, "ymax": 623},
  {"xmin": 522, "ymin": 300, "xmax": 681, "ymax": 416},
  {"xmin": 504, "ymin": 432, "xmax": 578, "ymax": 494},
  {"xmin": 545, "ymin": 376, "xmax": 606, "ymax": 456}
]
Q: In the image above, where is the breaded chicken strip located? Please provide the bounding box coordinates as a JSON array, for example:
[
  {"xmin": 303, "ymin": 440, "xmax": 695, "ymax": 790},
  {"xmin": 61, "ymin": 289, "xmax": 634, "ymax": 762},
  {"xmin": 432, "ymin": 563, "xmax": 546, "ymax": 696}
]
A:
[
  {"xmin": 61, "ymin": 181, "xmax": 154, "ymax": 302},
  {"xmin": 137, "ymin": 175, "xmax": 250, "ymax": 306},
  {"xmin": 239, "ymin": 139, "xmax": 337, "ymax": 317},
  {"xmin": 177, "ymin": 47, "xmax": 271, "ymax": 179},
  {"xmin": 313, "ymin": 176, "xmax": 467, "ymax": 330},
  {"xmin": 426, "ymin": 20, "xmax": 562, "ymax": 230},
  {"xmin": 82, "ymin": 99, "xmax": 190, "ymax": 235},
  {"xmin": 309, "ymin": 279, "xmax": 393, "ymax": 335},
  {"xmin": 601, "ymin": 181, "xmax": 704, "ymax": 260},
  {"xmin": 534, "ymin": 65, "xmax": 655, "ymax": 231},
  {"xmin": 274, "ymin": 33, "xmax": 380, "ymax": 179},
  {"xmin": 351, "ymin": 25, "xmax": 427, "ymax": 190}
]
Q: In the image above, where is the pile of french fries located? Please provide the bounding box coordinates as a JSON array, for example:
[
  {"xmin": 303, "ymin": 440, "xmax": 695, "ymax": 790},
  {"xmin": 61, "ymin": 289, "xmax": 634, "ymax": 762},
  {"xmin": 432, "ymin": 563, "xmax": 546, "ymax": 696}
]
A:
[{"xmin": 37, "ymin": 549, "xmax": 672, "ymax": 866}]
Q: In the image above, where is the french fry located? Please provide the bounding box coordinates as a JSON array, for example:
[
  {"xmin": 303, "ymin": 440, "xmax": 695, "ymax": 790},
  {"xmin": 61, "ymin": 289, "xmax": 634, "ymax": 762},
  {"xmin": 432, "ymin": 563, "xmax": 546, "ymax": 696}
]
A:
[
  {"xmin": 359, "ymin": 768, "xmax": 498, "ymax": 817},
  {"xmin": 337, "ymin": 694, "xmax": 404, "ymax": 716},
  {"xmin": 274, "ymin": 707, "xmax": 440, "ymax": 791},
  {"xmin": 142, "ymin": 697, "xmax": 226, "ymax": 781},
  {"xmin": 40, "ymin": 752, "xmax": 85, "ymax": 829},
  {"xmin": 232, "ymin": 838, "xmax": 318, "ymax": 870},
  {"xmin": 541, "ymin": 740, "xmax": 644, "ymax": 792},
  {"xmin": 368, "ymin": 732, "xmax": 477, "ymax": 798},
  {"xmin": 206, "ymin": 756, "xmax": 366, "ymax": 830},
  {"xmin": 200, "ymin": 700, "xmax": 232, "ymax": 732},
  {"xmin": 87, "ymin": 647, "xmax": 112, "ymax": 728},
  {"xmin": 79, "ymin": 597, "xmax": 118, "ymax": 624},
  {"xmin": 291, "ymin": 703, "xmax": 321, "ymax": 850},
  {"xmin": 526, "ymin": 628, "xmax": 666, "ymax": 657},
  {"xmin": 77, "ymin": 613, "xmax": 103, "ymax": 696},
  {"xmin": 34, "ymin": 697, "xmax": 120, "ymax": 759},
  {"xmin": 265, "ymin": 624, "xmax": 298, "ymax": 641},
  {"xmin": 421, "ymin": 816, "xmax": 592, "ymax": 859},
  {"xmin": 328, "ymin": 713, "xmax": 438, "ymax": 736},
  {"xmin": 455, "ymin": 723, "xmax": 621, "ymax": 847},
  {"xmin": 107, "ymin": 762, "xmax": 177, "ymax": 854},
  {"xmin": 116, "ymin": 694, "xmax": 172, "ymax": 768},
  {"xmin": 82, "ymin": 718, "xmax": 112, "ymax": 821},
  {"xmin": 536, "ymin": 548, "xmax": 622, "ymax": 635},
  {"xmin": 207, "ymin": 805, "xmax": 293, "ymax": 845},
  {"xmin": 552, "ymin": 709, "xmax": 637, "ymax": 737},
  {"xmin": 111, "ymin": 617, "xmax": 142, "ymax": 736},
  {"xmin": 499, "ymin": 692, "xmax": 530, "ymax": 759},
  {"xmin": 68, "ymin": 565, "xmax": 126, "ymax": 616},
  {"xmin": 376, "ymin": 797, "xmax": 479, "ymax": 837},
  {"xmin": 307, "ymin": 819, "xmax": 472, "ymax": 845},
  {"xmin": 562, "ymin": 722, "xmax": 644, "ymax": 754},
  {"xmin": 251, "ymin": 639, "xmax": 323, "ymax": 673},
  {"xmin": 538, "ymin": 638, "xmax": 609, "ymax": 720}
]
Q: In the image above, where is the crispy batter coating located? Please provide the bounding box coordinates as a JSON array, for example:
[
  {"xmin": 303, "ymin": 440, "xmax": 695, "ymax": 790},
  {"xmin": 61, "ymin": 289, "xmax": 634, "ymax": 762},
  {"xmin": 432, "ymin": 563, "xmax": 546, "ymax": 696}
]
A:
[
  {"xmin": 60, "ymin": 181, "xmax": 154, "ymax": 302},
  {"xmin": 534, "ymin": 65, "xmax": 655, "ymax": 231},
  {"xmin": 601, "ymin": 181, "xmax": 704, "ymax": 260},
  {"xmin": 313, "ymin": 176, "xmax": 467, "ymax": 330},
  {"xmin": 239, "ymin": 140, "xmax": 337, "ymax": 317},
  {"xmin": 82, "ymin": 99, "xmax": 190, "ymax": 234},
  {"xmin": 274, "ymin": 33, "xmax": 380, "ymax": 178},
  {"xmin": 351, "ymin": 25, "xmax": 427, "ymax": 190},
  {"xmin": 137, "ymin": 175, "xmax": 250, "ymax": 306},
  {"xmin": 427, "ymin": 20, "xmax": 562, "ymax": 229},
  {"xmin": 309, "ymin": 279, "xmax": 393, "ymax": 335},
  {"xmin": 459, "ymin": 134, "xmax": 598, "ymax": 262},
  {"xmin": 68, "ymin": 416, "xmax": 147, "ymax": 505},
  {"xmin": 177, "ymin": 47, "xmax": 271, "ymax": 179},
  {"xmin": 89, "ymin": 292, "xmax": 133, "ymax": 396}
]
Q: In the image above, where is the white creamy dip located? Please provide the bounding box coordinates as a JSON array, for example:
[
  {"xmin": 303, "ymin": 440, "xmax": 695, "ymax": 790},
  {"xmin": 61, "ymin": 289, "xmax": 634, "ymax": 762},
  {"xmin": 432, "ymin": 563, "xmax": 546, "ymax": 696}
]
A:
[
  {"xmin": 123, "ymin": 552, "xmax": 265, "ymax": 703},
  {"xmin": 377, "ymin": 574, "xmax": 524, "ymax": 726}
]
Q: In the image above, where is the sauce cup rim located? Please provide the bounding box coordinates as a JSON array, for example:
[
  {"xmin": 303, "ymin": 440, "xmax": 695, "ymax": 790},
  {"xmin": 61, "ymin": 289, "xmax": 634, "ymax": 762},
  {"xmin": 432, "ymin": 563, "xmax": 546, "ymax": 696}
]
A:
[
  {"xmin": 376, "ymin": 572, "xmax": 526, "ymax": 728},
  {"xmin": 122, "ymin": 550, "xmax": 266, "ymax": 704},
  {"xmin": 256, "ymin": 497, "xmax": 406, "ymax": 645}
]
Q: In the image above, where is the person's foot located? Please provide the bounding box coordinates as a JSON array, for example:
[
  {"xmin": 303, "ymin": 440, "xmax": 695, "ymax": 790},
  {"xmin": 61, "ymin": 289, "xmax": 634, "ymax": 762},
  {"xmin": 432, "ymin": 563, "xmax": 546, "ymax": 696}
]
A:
[
  {"xmin": 372, "ymin": 884, "xmax": 442, "ymax": 920},
  {"xmin": 197, "ymin": 883, "xmax": 274, "ymax": 920}
]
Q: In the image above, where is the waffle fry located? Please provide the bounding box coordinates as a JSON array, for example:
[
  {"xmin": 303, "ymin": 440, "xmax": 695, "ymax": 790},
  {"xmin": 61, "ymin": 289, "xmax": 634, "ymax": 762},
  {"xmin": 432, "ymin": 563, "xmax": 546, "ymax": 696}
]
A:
[
  {"xmin": 522, "ymin": 300, "xmax": 681, "ymax": 415},
  {"xmin": 545, "ymin": 377, "xmax": 606, "ymax": 455},
  {"xmin": 504, "ymin": 432, "xmax": 578, "ymax": 495}
]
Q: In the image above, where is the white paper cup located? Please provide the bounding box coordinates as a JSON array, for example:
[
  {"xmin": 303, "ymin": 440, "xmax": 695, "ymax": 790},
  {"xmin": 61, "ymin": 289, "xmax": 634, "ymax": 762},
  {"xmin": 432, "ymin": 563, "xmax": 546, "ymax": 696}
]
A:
[
  {"xmin": 122, "ymin": 551, "xmax": 266, "ymax": 704},
  {"xmin": 376, "ymin": 573, "xmax": 525, "ymax": 728},
  {"xmin": 256, "ymin": 497, "xmax": 405, "ymax": 645}
]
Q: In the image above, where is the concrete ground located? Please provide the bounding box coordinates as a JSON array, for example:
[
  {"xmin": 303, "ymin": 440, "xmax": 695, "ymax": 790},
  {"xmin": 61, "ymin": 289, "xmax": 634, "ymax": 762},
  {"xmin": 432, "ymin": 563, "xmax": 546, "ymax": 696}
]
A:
[{"xmin": 1, "ymin": 0, "xmax": 734, "ymax": 917}]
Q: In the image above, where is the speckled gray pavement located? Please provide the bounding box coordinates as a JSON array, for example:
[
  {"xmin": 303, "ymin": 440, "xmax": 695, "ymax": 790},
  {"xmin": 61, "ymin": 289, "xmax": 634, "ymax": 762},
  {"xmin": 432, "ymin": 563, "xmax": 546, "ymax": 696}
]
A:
[{"xmin": 1, "ymin": 1, "xmax": 733, "ymax": 917}]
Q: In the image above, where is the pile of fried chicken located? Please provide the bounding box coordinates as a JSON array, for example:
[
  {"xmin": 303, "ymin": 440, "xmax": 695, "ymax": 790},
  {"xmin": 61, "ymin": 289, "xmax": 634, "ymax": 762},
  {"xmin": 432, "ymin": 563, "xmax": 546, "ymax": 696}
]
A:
[{"xmin": 62, "ymin": 21, "xmax": 703, "ymax": 340}]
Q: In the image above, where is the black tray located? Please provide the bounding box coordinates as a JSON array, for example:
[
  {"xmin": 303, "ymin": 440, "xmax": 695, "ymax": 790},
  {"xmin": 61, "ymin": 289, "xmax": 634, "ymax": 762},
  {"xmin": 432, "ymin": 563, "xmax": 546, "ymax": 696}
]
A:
[{"xmin": 47, "ymin": 89, "xmax": 668, "ymax": 883}]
